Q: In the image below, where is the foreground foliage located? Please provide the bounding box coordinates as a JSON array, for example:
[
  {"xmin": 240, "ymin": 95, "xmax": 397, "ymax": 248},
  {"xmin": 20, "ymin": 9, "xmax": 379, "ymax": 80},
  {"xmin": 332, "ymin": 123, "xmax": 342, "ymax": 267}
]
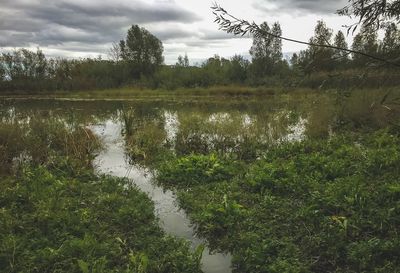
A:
[
  {"xmin": 0, "ymin": 161, "xmax": 202, "ymax": 273},
  {"xmin": 157, "ymin": 129, "xmax": 400, "ymax": 272}
]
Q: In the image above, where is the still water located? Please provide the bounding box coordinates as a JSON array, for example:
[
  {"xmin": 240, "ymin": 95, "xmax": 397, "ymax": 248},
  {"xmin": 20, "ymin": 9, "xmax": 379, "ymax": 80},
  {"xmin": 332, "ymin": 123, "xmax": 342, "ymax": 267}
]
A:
[{"xmin": 92, "ymin": 120, "xmax": 232, "ymax": 273}]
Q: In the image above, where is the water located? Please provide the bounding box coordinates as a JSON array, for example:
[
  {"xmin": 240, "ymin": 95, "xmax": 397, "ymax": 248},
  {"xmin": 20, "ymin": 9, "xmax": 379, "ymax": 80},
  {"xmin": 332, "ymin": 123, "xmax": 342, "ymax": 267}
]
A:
[{"xmin": 92, "ymin": 120, "xmax": 232, "ymax": 273}]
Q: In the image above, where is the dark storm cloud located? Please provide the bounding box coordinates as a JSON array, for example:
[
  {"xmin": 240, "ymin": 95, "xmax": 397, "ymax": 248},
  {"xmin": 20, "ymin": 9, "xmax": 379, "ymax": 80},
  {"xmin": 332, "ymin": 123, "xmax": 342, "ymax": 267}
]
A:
[
  {"xmin": 0, "ymin": 0, "xmax": 201, "ymax": 49},
  {"xmin": 253, "ymin": 0, "xmax": 348, "ymax": 15}
]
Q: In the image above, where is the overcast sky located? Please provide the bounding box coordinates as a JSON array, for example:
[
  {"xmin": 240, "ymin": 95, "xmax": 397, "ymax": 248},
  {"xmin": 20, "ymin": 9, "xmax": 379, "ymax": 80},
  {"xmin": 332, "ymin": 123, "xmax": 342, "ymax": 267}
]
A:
[{"xmin": 0, "ymin": 0, "xmax": 357, "ymax": 64}]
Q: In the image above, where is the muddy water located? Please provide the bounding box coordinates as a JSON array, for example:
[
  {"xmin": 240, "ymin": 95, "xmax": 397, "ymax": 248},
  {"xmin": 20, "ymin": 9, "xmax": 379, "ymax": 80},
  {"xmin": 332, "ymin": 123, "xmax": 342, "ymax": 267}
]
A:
[{"xmin": 93, "ymin": 120, "xmax": 232, "ymax": 273}]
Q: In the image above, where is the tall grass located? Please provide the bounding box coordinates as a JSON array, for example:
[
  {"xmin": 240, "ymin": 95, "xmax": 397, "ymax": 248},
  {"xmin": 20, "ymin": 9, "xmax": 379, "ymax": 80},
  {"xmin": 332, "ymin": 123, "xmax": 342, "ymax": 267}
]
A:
[
  {"xmin": 120, "ymin": 107, "xmax": 169, "ymax": 166},
  {"xmin": 0, "ymin": 114, "xmax": 101, "ymax": 175},
  {"xmin": 340, "ymin": 89, "xmax": 400, "ymax": 129},
  {"xmin": 0, "ymin": 122, "xmax": 25, "ymax": 173}
]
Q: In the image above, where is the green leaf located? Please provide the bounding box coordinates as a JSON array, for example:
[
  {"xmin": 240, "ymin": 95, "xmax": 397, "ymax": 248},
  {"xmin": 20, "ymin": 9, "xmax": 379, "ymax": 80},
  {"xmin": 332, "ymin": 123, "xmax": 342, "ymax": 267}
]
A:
[{"xmin": 78, "ymin": 260, "xmax": 89, "ymax": 273}]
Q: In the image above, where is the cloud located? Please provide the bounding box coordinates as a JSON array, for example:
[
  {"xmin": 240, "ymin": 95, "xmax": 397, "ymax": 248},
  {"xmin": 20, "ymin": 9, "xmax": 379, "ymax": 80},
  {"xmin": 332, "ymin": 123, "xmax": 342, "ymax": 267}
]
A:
[
  {"xmin": 0, "ymin": 0, "xmax": 245, "ymax": 63},
  {"xmin": 0, "ymin": 0, "xmax": 201, "ymax": 49},
  {"xmin": 253, "ymin": 0, "xmax": 348, "ymax": 15},
  {"xmin": 150, "ymin": 27, "xmax": 197, "ymax": 41},
  {"xmin": 198, "ymin": 30, "xmax": 239, "ymax": 41},
  {"xmin": 0, "ymin": 0, "xmax": 354, "ymax": 64}
]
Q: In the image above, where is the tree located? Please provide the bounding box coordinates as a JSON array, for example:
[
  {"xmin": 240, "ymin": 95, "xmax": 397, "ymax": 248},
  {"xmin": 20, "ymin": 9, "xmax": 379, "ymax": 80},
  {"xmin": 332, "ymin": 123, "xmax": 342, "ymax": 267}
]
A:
[
  {"xmin": 333, "ymin": 30, "xmax": 350, "ymax": 68},
  {"xmin": 119, "ymin": 25, "xmax": 164, "ymax": 77},
  {"xmin": 338, "ymin": 0, "xmax": 400, "ymax": 31},
  {"xmin": 108, "ymin": 42, "xmax": 121, "ymax": 62},
  {"xmin": 382, "ymin": 23, "xmax": 400, "ymax": 60},
  {"xmin": 249, "ymin": 21, "xmax": 283, "ymax": 77},
  {"xmin": 0, "ymin": 57, "xmax": 5, "ymax": 81},
  {"xmin": 250, "ymin": 22, "xmax": 282, "ymax": 63},
  {"xmin": 352, "ymin": 24, "xmax": 379, "ymax": 66},
  {"xmin": 294, "ymin": 20, "xmax": 335, "ymax": 72},
  {"xmin": 308, "ymin": 20, "xmax": 335, "ymax": 71},
  {"xmin": 250, "ymin": 22, "xmax": 272, "ymax": 60},
  {"xmin": 290, "ymin": 53, "xmax": 299, "ymax": 68},
  {"xmin": 1, "ymin": 48, "xmax": 48, "ymax": 81},
  {"xmin": 212, "ymin": 3, "xmax": 400, "ymax": 67},
  {"xmin": 271, "ymin": 23, "xmax": 283, "ymax": 64},
  {"xmin": 176, "ymin": 53, "xmax": 189, "ymax": 67},
  {"xmin": 227, "ymin": 55, "xmax": 249, "ymax": 83},
  {"xmin": 201, "ymin": 55, "xmax": 226, "ymax": 85},
  {"xmin": 184, "ymin": 54, "xmax": 189, "ymax": 67}
]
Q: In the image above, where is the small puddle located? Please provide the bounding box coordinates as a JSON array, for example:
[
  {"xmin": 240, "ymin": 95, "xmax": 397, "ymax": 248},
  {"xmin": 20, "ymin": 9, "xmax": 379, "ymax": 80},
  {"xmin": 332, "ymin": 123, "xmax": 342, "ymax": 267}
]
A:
[{"xmin": 92, "ymin": 120, "xmax": 232, "ymax": 273}]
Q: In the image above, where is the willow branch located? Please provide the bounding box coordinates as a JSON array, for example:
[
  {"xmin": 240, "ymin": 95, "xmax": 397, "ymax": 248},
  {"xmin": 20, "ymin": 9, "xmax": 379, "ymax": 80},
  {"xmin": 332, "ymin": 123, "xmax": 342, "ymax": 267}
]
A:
[{"xmin": 211, "ymin": 3, "xmax": 400, "ymax": 68}]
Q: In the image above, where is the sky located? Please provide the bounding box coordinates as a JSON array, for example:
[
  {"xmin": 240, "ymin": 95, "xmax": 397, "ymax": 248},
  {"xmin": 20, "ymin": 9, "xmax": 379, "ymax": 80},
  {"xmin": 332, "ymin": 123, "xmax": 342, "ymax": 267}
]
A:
[{"xmin": 0, "ymin": 0, "xmax": 357, "ymax": 64}]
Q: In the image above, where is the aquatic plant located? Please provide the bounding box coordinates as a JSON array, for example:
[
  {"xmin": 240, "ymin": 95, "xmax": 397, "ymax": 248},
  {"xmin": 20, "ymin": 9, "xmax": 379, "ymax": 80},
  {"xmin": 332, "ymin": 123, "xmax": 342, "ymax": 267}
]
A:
[{"xmin": 157, "ymin": 130, "xmax": 400, "ymax": 272}]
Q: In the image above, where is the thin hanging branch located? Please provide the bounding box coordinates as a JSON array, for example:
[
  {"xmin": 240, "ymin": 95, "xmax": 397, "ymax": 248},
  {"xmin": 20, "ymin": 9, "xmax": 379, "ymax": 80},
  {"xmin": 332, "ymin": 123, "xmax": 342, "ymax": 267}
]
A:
[
  {"xmin": 211, "ymin": 3, "xmax": 400, "ymax": 68},
  {"xmin": 337, "ymin": 0, "xmax": 400, "ymax": 33}
]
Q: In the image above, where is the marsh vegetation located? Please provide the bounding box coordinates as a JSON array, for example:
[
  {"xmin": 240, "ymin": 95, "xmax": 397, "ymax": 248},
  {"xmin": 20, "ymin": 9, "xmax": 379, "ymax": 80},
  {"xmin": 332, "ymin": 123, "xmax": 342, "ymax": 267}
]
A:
[
  {"xmin": 1, "ymin": 0, "xmax": 400, "ymax": 272},
  {"xmin": 1, "ymin": 89, "xmax": 399, "ymax": 272},
  {"xmin": 0, "ymin": 106, "xmax": 206, "ymax": 272}
]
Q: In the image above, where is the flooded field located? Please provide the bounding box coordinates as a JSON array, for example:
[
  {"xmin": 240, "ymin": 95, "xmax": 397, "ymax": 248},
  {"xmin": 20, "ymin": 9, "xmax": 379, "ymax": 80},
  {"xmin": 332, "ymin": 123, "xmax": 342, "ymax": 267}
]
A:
[
  {"xmin": 1, "ymin": 92, "xmax": 399, "ymax": 272},
  {"xmin": 0, "ymin": 96, "xmax": 315, "ymax": 272}
]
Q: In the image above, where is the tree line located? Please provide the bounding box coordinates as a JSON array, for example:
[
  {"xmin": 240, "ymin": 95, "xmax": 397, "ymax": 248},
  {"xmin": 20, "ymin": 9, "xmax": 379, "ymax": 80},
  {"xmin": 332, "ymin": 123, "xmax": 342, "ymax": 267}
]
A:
[
  {"xmin": 1, "ymin": 21, "xmax": 400, "ymax": 93},
  {"xmin": 292, "ymin": 21, "xmax": 400, "ymax": 73}
]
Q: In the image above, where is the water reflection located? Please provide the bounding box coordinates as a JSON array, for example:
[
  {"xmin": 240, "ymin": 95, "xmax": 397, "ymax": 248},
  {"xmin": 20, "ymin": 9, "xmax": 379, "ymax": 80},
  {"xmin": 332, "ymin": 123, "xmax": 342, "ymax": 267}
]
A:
[
  {"xmin": 93, "ymin": 120, "xmax": 232, "ymax": 273},
  {"xmin": 122, "ymin": 108, "xmax": 307, "ymax": 166}
]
